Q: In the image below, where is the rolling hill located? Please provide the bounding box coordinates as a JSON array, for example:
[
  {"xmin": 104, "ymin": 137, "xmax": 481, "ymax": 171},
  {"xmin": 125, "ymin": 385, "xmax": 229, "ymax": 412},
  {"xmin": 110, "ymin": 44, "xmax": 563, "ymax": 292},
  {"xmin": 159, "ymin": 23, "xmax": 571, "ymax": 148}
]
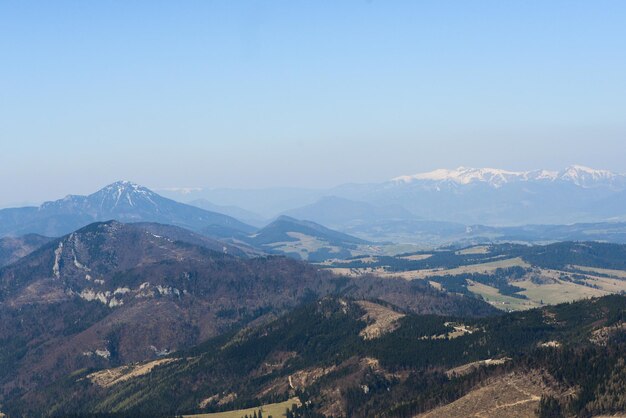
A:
[{"xmin": 244, "ymin": 216, "xmax": 376, "ymax": 261}]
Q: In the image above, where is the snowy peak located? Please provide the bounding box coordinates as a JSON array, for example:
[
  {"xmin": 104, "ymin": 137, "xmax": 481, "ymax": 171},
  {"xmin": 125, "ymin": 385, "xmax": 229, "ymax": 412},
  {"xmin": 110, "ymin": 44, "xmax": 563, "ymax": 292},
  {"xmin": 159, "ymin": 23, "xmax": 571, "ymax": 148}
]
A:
[
  {"xmin": 392, "ymin": 166, "xmax": 625, "ymax": 188},
  {"xmin": 559, "ymin": 165, "xmax": 619, "ymax": 187},
  {"xmin": 95, "ymin": 181, "xmax": 156, "ymax": 199},
  {"xmin": 393, "ymin": 167, "xmax": 527, "ymax": 187},
  {"xmin": 89, "ymin": 181, "xmax": 159, "ymax": 210}
]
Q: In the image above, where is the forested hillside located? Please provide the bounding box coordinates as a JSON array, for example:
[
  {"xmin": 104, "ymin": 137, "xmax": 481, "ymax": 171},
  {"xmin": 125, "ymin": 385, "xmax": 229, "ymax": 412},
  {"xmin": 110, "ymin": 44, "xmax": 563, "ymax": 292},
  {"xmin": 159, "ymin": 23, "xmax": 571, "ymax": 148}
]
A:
[{"xmin": 7, "ymin": 295, "xmax": 626, "ymax": 417}]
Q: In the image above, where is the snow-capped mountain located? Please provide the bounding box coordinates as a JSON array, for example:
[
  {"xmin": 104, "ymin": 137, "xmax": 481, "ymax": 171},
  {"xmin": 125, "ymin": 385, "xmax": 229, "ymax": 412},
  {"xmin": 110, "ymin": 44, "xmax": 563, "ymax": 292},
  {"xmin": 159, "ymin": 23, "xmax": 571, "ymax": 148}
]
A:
[
  {"xmin": 324, "ymin": 165, "xmax": 626, "ymax": 225},
  {"xmin": 40, "ymin": 181, "xmax": 161, "ymax": 216},
  {"xmin": 156, "ymin": 165, "xmax": 626, "ymax": 227},
  {"xmin": 392, "ymin": 165, "xmax": 626, "ymax": 189},
  {"xmin": 558, "ymin": 165, "xmax": 624, "ymax": 188},
  {"xmin": 0, "ymin": 181, "xmax": 255, "ymax": 237}
]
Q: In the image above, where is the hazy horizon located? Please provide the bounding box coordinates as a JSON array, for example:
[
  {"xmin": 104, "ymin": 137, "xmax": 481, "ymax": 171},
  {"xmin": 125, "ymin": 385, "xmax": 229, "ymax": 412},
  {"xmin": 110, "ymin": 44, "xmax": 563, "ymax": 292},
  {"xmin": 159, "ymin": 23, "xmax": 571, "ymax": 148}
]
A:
[
  {"xmin": 2, "ymin": 163, "xmax": 625, "ymax": 210},
  {"xmin": 2, "ymin": 1, "xmax": 626, "ymax": 205}
]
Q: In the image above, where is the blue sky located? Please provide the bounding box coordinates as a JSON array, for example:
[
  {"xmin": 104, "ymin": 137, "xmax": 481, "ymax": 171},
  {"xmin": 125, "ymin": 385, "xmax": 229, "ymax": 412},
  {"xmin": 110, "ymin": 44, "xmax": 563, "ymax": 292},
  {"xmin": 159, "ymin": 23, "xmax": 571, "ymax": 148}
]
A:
[{"xmin": 1, "ymin": 1, "xmax": 625, "ymax": 205}]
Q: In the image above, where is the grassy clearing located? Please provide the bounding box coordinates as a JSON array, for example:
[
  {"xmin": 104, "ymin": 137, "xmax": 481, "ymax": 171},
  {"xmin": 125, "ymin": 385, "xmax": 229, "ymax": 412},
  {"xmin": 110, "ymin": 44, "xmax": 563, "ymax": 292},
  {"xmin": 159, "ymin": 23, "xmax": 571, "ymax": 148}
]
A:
[
  {"xmin": 395, "ymin": 257, "xmax": 531, "ymax": 280},
  {"xmin": 586, "ymin": 275, "xmax": 626, "ymax": 294},
  {"xmin": 329, "ymin": 257, "xmax": 532, "ymax": 281},
  {"xmin": 324, "ymin": 256, "xmax": 378, "ymax": 265},
  {"xmin": 455, "ymin": 246, "xmax": 490, "ymax": 255},
  {"xmin": 446, "ymin": 358, "xmax": 510, "ymax": 378},
  {"xmin": 466, "ymin": 281, "xmax": 539, "ymax": 311},
  {"xmin": 516, "ymin": 277, "xmax": 608, "ymax": 305},
  {"xmin": 400, "ymin": 253, "xmax": 433, "ymax": 261},
  {"xmin": 266, "ymin": 232, "xmax": 343, "ymax": 260},
  {"xmin": 439, "ymin": 257, "xmax": 531, "ymax": 275},
  {"xmin": 183, "ymin": 398, "xmax": 301, "ymax": 418},
  {"xmin": 356, "ymin": 301, "xmax": 405, "ymax": 340},
  {"xmin": 88, "ymin": 358, "xmax": 179, "ymax": 388},
  {"xmin": 571, "ymin": 265, "xmax": 626, "ymax": 279},
  {"xmin": 417, "ymin": 373, "xmax": 545, "ymax": 418}
]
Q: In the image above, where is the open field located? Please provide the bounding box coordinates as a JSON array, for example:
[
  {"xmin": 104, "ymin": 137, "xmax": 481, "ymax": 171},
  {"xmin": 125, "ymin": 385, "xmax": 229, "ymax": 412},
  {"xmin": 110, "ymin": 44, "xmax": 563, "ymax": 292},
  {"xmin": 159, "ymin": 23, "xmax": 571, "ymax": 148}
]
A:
[
  {"xmin": 385, "ymin": 257, "xmax": 531, "ymax": 280},
  {"xmin": 516, "ymin": 277, "xmax": 608, "ymax": 305},
  {"xmin": 571, "ymin": 264, "xmax": 626, "ymax": 279},
  {"xmin": 87, "ymin": 358, "xmax": 179, "ymax": 388},
  {"xmin": 468, "ymin": 268, "xmax": 625, "ymax": 310},
  {"xmin": 399, "ymin": 253, "xmax": 433, "ymax": 261},
  {"xmin": 586, "ymin": 275, "xmax": 626, "ymax": 293},
  {"xmin": 323, "ymin": 256, "xmax": 378, "ymax": 265},
  {"xmin": 183, "ymin": 398, "xmax": 301, "ymax": 418},
  {"xmin": 266, "ymin": 232, "xmax": 345, "ymax": 260},
  {"xmin": 425, "ymin": 257, "xmax": 531, "ymax": 276},
  {"xmin": 328, "ymin": 257, "xmax": 531, "ymax": 281},
  {"xmin": 467, "ymin": 281, "xmax": 540, "ymax": 311},
  {"xmin": 455, "ymin": 245, "xmax": 490, "ymax": 255}
]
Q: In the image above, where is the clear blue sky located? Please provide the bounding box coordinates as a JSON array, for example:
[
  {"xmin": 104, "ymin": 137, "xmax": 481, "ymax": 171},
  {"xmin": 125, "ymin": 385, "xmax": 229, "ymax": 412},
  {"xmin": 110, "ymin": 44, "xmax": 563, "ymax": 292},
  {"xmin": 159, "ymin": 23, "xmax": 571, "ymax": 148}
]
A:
[{"xmin": 1, "ymin": 1, "xmax": 625, "ymax": 205}]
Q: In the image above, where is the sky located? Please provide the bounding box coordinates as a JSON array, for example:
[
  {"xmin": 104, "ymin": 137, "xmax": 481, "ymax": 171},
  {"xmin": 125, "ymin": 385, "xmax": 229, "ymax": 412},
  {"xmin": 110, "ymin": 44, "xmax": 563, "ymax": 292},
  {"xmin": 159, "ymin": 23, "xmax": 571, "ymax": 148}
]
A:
[{"xmin": 1, "ymin": 0, "xmax": 626, "ymax": 206}]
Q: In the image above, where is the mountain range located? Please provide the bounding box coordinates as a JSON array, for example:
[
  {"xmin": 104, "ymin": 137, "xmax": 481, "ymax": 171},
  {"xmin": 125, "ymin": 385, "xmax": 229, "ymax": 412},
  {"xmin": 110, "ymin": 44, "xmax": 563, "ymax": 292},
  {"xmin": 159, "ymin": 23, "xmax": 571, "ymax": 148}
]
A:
[
  {"xmin": 5, "ymin": 177, "xmax": 626, "ymax": 253},
  {"xmin": 391, "ymin": 165, "xmax": 626, "ymax": 188},
  {"xmin": 164, "ymin": 165, "xmax": 626, "ymax": 227},
  {"xmin": 0, "ymin": 182, "xmax": 383, "ymax": 261}
]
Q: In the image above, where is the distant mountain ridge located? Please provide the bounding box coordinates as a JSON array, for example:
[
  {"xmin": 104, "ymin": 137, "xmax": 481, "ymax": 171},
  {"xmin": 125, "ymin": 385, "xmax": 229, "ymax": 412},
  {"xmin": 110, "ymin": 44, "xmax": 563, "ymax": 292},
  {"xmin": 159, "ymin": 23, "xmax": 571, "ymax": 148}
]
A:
[
  {"xmin": 0, "ymin": 181, "xmax": 255, "ymax": 238},
  {"xmin": 392, "ymin": 165, "xmax": 626, "ymax": 189},
  {"xmin": 331, "ymin": 165, "xmax": 626, "ymax": 225},
  {"xmin": 161, "ymin": 165, "xmax": 626, "ymax": 227},
  {"xmin": 282, "ymin": 196, "xmax": 416, "ymax": 227}
]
